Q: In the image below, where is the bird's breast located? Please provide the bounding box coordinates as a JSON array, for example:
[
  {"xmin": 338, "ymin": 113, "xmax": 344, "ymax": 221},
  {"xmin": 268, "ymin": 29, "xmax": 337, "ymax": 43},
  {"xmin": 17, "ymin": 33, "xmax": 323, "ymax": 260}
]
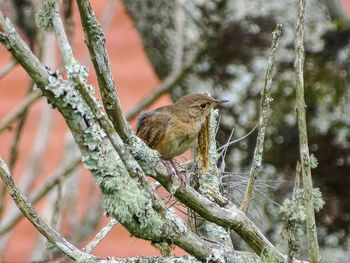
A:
[{"xmin": 154, "ymin": 119, "xmax": 201, "ymax": 160}]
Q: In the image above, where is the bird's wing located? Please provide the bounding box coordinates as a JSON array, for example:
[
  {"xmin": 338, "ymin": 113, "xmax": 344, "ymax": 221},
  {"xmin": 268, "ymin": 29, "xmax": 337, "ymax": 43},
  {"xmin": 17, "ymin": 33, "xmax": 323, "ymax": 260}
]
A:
[{"xmin": 136, "ymin": 110, "xmax": 172, "ymax": 148}]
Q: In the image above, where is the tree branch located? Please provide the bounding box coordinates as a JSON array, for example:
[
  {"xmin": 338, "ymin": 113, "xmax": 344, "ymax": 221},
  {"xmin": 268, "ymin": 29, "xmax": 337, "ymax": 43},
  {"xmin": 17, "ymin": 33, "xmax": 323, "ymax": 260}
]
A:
[
  {"xmin": 0, "ymin": 90, "xmax": 41, "ymax": 133},
  {"xmin": 76, "ymin": 0, "xmax": 131, "ymax": 141},
  {"xmin": 83, "ymin": 218, "xmax": 118, "ymax": 254},
  {"xmin": 240, "ymin": 24, "xmax": 282, "ymax": 213},
  {"xmin": 294, "ymin": 1, "xmax": 320, "ymax": 262},
  {"xmin": 0, "ymin": 59, "xmax": 17, "ymax": 79}
]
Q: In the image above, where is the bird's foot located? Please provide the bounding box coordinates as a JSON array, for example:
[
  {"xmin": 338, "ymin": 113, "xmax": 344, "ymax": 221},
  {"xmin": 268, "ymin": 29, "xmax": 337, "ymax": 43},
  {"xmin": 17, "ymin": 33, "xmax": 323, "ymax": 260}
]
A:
[
  {"xmin": 170, "ymin": 160, "xmax": 186, "ymax": 187},
  {"xmin": 160, "ymin": 160, "xmax": 186, "ymax": 187}
]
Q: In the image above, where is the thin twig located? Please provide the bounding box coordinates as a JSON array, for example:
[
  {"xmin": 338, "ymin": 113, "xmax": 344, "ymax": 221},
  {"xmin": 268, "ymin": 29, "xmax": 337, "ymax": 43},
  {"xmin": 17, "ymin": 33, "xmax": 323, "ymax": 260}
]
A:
[
  {"xmin": 218, "ymin": 122, "xmax": 259, "ymax": 152},
  {"xmin": 50, "ymin": 1, "xmax": 76, "ymax": 67},
  {"xmin": 0, "ymin": 59, "xmax": 17, "ymax": 79},
  {"xmin": 0, "ymin": 90, "xmax": 42, "ymax": 133},
  {"xmin": 62, "ymin": 0, "xmax": 74, "ymax": 45},
  {"xmin": 30, "ymin": 135, "xmax": 81, "ymax": 261},
  {"xmin": 19, "ymin": 102, "xmax": 53, "ymax": 194},
  {"xmin": 82, "ymin": 218, "xmax": 118, "ymax": 253},
  {"xmin": 240, "ymin": 24, "xmax": 282, "ymax": 213},
  {"xmin": 294, "ymin": 0, "xmax": 320, "ymax": 262}
]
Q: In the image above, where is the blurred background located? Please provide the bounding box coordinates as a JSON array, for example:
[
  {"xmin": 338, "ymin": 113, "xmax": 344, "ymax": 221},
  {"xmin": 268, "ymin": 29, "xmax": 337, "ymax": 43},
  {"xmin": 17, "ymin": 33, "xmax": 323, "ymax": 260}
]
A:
[{"xmin": 0, "ymin": 0, "xmax": 350, "ymax": 261}]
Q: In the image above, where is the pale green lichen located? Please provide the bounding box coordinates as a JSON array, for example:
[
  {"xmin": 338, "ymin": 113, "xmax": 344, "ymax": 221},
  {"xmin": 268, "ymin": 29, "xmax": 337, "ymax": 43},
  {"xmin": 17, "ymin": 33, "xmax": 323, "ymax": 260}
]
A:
[
  {"xmin": 313, "ymin": 188, "xmax": 325, "ymax": 212},
  {"xmin": 280, "ymin": 188, "xmax": 325, "ymax": 258},
  {"xmin": 85, "ymin": 16, "xmax": 105, "ymax": 43},
  {"xmin": 227, "ymin": 255, "xmax": 243, "ymax": 263},
  {"xmin": 310, "ymin": 153, "xmax": 319, "ymax": 169},
  {"xmin": 67, "ymin": 63, "xmax": 89, "ymax": 82},
  {"xmin": 152, "ymin": 241, "xmax": 175, "ymax": 256},
  {"xmin": 165, "ymin": 210, "xmax": 188, "ymax": 234},
  {"xmin": 35, "ymin": 0, "xmax": 57, "ymax": 31},
  {"xmin": 260, "ymin": 247, "xmax": 279, "ymax": 263},
  {"xmin": 128, "ymin": 135, "xmax": 160, "ymax": 175}
]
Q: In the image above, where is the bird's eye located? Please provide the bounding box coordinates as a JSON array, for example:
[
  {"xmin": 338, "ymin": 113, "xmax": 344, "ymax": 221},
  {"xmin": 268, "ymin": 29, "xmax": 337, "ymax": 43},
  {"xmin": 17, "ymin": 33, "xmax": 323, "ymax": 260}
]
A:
[{"xmin": 200, "ymin": 103, "xmax": 206, "ymax": 108}]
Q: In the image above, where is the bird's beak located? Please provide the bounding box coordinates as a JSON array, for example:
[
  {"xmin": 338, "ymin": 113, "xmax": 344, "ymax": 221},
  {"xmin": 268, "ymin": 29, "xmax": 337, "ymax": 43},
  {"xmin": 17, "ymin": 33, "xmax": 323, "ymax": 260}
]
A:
[{"xmin": 215, "ymin": 99, "xmax": 229, "ymax": 105}]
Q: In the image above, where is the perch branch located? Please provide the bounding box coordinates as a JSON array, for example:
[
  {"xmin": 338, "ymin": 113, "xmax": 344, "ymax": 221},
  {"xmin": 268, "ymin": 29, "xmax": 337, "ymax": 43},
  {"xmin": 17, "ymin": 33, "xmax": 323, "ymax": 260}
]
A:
[
  {"xmin": 240, "ymin": 24, "xmax": 282, "ymax": 213},
  {"xmin": 153, "ymin": 167, "xmax": 309, "ymax": 263},
  {"xmin": 294, "ymin": 0, "xmax": 320, "ymax": 262}
]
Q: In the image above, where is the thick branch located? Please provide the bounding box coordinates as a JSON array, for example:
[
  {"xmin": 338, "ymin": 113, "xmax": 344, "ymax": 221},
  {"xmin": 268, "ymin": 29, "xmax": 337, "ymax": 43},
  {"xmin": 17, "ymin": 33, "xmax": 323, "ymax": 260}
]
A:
[
  {"xmin": 154, "ymin": 167, "xmax": 311, "ymax": 263},
  {"xmin": 155, "ymin": 167, "xmax": 278, "ymax": 260},
  {"xmin": 294, "ymin": 1, "xmax": 320, "ymax": 262}
]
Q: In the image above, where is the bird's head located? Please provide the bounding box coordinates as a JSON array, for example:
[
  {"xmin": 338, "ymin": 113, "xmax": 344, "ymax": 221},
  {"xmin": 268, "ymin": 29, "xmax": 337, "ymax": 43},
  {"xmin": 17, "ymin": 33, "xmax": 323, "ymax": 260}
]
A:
[{"xmin": 173, "ymin": 93, "xmax": 228, "ymax": 122}]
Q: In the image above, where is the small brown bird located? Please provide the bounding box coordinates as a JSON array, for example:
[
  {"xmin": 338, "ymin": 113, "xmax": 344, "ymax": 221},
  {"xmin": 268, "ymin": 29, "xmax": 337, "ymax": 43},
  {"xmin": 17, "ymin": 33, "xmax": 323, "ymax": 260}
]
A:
[{"xmin": 136, "ymin": 93, "xmax": 228, "ymax": 171}]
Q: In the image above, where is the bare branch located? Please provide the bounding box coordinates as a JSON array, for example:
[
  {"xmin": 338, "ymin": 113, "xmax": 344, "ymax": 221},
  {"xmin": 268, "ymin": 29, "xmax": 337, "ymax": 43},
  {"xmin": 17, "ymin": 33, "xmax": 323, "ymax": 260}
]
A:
[
  {"xmin": 0, "ymin": 90, "xmax": 41, "ymax": 133},
  {"xmin": 0, "ymin": 59, "xmax": 17, "ymax": 79},
  {"xmin": 50, "ymin": 1, "xmax": 76, "ymax": 67},
  {"xmin": 83, "ymin": 218, "xmax": 118, "ymax": 254},
  {"xmin": 240, "ymin": 24, "xmax": 282, "ymax": 213},
  {"xmin": 294, "ymin": 0, "xmax": 321, "ymax": 262},
  {"xmin": 20, "ymin": 102, "xmax": 53, "ymax": 193}
]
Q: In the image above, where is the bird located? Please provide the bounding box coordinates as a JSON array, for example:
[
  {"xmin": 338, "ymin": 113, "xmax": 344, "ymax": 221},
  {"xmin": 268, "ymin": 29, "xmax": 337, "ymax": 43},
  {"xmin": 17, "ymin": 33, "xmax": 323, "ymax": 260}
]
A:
[{"xmin": 136, "ymin": 93, "xmax": 228, "ymax": 179}]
